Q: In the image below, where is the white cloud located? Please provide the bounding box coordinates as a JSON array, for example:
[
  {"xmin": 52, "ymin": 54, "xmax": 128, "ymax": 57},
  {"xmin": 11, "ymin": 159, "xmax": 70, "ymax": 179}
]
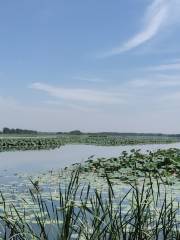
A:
[
  {"xmin": 1, "ymin": 92, "xmax": 180, "ymax": 133},
  {"xmin": 2, "ymin": 76, "xmax": 180, "ymax": 133},
  {"xmin": 103, "ymin": 0, "xmax": 180, "ymax": 56},
  {"xmin": 45, "ymin": 100, "xmax": 99, "ymax": 113},
  {"xmin": 73, "ymin": 76, "xmax": 105, "ymax": 83},
  {"xmin": 129, "ymin": 74, "xmax": 180, "ymax": 88},
  {"xmin": 147, "ymin": 62, "xmax": 180, "ymax": 71},
  {"xmin": 30, "ymin": 82, "xmax": 126, "ymax": 104}
]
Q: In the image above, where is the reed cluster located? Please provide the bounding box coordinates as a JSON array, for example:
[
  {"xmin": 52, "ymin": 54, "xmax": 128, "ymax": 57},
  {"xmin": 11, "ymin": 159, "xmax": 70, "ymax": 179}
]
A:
[{"xmin": 0, "ymin": 169, "xmax": 180, "ymax": 239}]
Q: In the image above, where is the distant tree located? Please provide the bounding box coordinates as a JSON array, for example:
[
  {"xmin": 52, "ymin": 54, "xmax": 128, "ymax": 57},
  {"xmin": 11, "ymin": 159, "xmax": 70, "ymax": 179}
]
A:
[
  {"xmin": 2, "ymin": 127, "xmax": 37, "ymax": 134},
  {"xmin": 3, "ymin": 127, "xmax": 10, "ymax": 134},
  {"xmin": 69, "ymin": 130, "xmax": 82, "ymax": 135}
]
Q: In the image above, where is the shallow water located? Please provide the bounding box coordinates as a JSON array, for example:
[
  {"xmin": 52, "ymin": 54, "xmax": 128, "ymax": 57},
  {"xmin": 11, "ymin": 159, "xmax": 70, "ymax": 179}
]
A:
[
  {"xmin": 1, "ymin": 143, "xmax": 180, "ymax": 174},
  {"xmin": 1, "ymin": 143, "xmax": 180, "ymax": 237}
]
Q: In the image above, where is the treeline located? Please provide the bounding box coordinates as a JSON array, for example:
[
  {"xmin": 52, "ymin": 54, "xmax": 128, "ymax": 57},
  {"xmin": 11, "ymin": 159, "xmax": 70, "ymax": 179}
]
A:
[
  {"xmin": 0, "ymin": 127, "xmax": 37, "ymax": 135},
  {"xmin": 88, "ymin": 132, "xmax": 180, "ymax": 137},
  {"xmin": 57, "ymin": 130, "xmax": 180, "ymax": 138},
  {"xmin": 57, "ymin": 130, "xmax": 82, "ymax": 135},
  {"xmin": 1, "ymin": 127, "xmax": 180, "ymax": 138}
]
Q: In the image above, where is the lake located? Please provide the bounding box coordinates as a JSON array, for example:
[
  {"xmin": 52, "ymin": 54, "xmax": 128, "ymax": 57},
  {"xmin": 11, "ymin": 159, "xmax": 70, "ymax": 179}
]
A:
[
  {"xmin": 1, "ymin": 143, "xmax": 180, "ymax": 239},
  {"xmin": 1, "ymin": 142, "xmax": 180, "ymax": 175}
]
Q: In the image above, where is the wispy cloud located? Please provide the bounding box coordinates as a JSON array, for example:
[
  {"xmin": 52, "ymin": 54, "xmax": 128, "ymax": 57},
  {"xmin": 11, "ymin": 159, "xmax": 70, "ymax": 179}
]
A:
[
  {"xmin": 73, "ymin": 76, "xmax": 105, "ymax": 83},
  {"xmin": 130, "ymin": 79, "xmax": 180, "ymax": 88},
  {"xmin": 102, "ymin": 0, "xmax": 179, "ymax": 56},
  {"xmin": 30, "ymin": 82, "xmax": 126, "ymax": 105},
  {"xmin": 129, "ymin": 74, "xmax": 180, "ymax": 88},
  {"xmin": 45, "ymin": 100, "xmax": 99, "ymax": 113},
  {"xmin": 147, "ymin": 61, "xmax": 180, "ymax": 71}
]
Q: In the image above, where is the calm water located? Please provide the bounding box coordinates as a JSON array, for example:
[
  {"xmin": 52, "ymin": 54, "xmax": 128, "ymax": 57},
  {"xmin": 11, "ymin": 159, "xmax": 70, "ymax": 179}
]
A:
[
  {"xmin": 1, "ymin": 143, "xmax": 180, "ymax": 235},
  {"xmin": 1, "ymin": 143, "xmax": 180, "ymax": 175}
]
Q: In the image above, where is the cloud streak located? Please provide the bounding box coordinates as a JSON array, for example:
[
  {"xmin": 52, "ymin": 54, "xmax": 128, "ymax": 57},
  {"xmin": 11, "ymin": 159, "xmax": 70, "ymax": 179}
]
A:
[
  {"xmin": 73, "ymin": 76, "xmax": 105, "ymax": 83},
  {"xmin": 103, "ymin": 0, "xmax": 180, "ymax": 56},
  {"xmin": 130, "ymin": 78, "xmax": 180, "ymax": 88},
  {"xmin": 30, "ymin": 82, "xmax": 126, "ymax": 105},
  {"xmin": 147, "ymin": 61, "xmax": 180, "ymax": 71},
  {"xmin": 129, "ymin": 73, "xmax": 180, "ymax": 88}
]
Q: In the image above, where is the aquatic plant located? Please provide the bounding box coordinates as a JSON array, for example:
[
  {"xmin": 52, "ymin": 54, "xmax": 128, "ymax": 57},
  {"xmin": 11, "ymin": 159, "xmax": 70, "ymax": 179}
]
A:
[
  {"xmin": 0, "ymin": 134, "xmax": 180, "ymax": 152},
  {"xmin": 0, "ymin": 169, "xmax": 180, "ymax": 239},
  {"xmin": 81, "ymin": 148, "xmax": 180, "ymax": 184},
  {"xmin": 0, "ymin": 137, "xmax": 63, "ymax": 152}
]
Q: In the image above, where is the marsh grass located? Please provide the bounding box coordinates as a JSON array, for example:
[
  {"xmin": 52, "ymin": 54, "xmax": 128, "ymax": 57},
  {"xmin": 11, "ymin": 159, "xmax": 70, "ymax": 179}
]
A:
[{"xmin": 0, "ymin": 169, "xmax": 180, "ymax": 239}]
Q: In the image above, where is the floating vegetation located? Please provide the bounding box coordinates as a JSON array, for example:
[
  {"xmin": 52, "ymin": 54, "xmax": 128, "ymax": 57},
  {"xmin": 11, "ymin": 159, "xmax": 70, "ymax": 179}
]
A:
[
  {"xmin": 1, "ymin": 148, "xmax": 180, "ymax": 239},
  {"xmin": 1, "ymin": 135, "xmax": 180, "ymax": 152},
  {"xmin": 0, "ymin": 137, "xmax": 63, "ymax": 152},
  {"xmin": 81, "ymin": 148, "xmax": 180, "ymax": 184},
  {"xmin": 1, "ymin": 169, "xmax": 180, "ymax": 239}
]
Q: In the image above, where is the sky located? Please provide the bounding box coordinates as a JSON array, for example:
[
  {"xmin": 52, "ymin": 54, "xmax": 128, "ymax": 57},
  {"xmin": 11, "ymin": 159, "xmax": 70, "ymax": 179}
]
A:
[{"xmin": 1, "ymin": 0, "xmax": 180, "ymax": 133}]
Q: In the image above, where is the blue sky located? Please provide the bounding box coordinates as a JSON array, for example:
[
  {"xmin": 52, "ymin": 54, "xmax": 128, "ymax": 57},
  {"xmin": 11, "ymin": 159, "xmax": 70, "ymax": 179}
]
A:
[{"xmin": 1, "ymin": 0, "xmax": 180, "ymax": 133}]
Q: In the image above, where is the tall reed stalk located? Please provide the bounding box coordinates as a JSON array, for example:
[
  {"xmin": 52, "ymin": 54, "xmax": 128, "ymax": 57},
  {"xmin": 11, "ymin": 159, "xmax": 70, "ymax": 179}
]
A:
[{"xmin": 0, "ymin": 169, "xmax": 179, "ymax": 239}]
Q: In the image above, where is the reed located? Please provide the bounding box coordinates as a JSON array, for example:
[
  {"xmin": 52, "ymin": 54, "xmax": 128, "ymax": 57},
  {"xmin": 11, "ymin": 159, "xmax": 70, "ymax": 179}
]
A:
[{"xmin": 0, "ymin": 169, "xmax": 180, "ymax": 239}]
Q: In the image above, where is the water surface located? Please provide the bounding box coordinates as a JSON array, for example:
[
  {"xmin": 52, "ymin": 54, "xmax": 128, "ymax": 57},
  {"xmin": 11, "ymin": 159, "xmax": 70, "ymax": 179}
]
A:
[{"xmin": 1, "ymin": 143, "xmax": 180, "ymax": 175}]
